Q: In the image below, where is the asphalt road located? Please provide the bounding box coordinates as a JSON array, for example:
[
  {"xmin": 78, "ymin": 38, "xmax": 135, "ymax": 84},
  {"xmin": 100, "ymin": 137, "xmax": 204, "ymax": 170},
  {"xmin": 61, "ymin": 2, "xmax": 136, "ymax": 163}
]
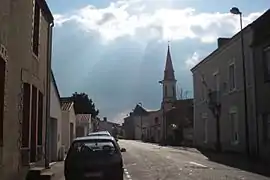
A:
[{"xmin": 119, "ymin": 140, "xmax": 270, "ymax": 180}]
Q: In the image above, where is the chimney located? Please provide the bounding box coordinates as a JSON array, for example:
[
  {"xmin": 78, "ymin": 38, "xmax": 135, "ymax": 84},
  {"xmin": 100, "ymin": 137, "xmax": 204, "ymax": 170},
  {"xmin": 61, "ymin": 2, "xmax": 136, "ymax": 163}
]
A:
[
  {"xmin": 217, "ymin": 38, "xmax": 230, "ymax": 48},
  {"xmin": 103, "ymin": 117, "xmax": 107, "ymax": 122}
]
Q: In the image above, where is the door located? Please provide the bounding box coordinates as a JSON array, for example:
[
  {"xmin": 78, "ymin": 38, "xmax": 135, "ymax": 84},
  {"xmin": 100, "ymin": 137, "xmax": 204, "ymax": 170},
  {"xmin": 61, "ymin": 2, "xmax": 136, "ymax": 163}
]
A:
[
  {"xmin": 30, "ymin": 86, "xmax": 37, "ymax": 162},
  {"xmin": 49, "ymin": 118, "xmax": 58, "ymax": 162},
  {"xmin": 69, "ymin": 123, "xmax": 74, "ymax": 145},
  {"xmin": 0, "ymin": 57, "xmax": 5, "ymax": 149}
]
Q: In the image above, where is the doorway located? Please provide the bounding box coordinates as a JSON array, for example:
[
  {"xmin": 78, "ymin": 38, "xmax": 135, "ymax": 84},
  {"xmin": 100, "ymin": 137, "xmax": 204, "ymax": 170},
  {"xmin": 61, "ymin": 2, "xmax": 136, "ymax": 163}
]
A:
[
  {"xmin": 30, "ymin": 86, "xmax": 37, "ymax": 162},
  {"xmin": 0, "ymin": 57, "xmax": 5, "ymax": 149},
  {"xmin": 49, "ymin": 118, "xmax": 57, "ymax": 162},
  {"xmin": 69, "ymin": 123, "xmax": 74, "ymax": 146}
]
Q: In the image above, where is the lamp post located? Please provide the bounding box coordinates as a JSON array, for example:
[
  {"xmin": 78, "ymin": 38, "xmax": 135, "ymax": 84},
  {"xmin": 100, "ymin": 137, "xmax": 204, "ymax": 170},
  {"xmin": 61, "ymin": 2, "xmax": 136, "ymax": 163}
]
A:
[{"xmin": 230, "ymin": 7, "xmax": 250, "ymax": 155}]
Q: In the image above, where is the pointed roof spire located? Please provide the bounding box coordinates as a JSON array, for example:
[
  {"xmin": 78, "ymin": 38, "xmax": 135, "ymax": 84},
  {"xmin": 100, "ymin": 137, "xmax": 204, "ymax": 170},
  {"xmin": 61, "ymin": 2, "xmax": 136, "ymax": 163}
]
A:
[{"xmin": 164, "ymin": 42, "xmax": 175, "ymax": 80}]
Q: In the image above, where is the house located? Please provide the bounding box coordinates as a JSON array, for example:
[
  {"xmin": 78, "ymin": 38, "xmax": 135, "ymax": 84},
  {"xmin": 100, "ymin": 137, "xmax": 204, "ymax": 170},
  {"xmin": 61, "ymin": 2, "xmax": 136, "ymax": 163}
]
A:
[
  {"xmin": 0, "ymin": 0, "xmax": 53, "ymax": 179},
  {"xmin": 249, "ymin": 9, "xmax": 270, "ymax": 161},
  {"xmin": 97, "ymin": 117, "xmax": 121, "ymax": 135},
  {"xmin": 191, "ymin": 9, "xmax": 270, "ymax": 160},
  {"xmin": 76, "ymin": 114, "xmax": 92, "ymax": 137},
  {"xmin": 49, "ymin": 72, "xmax": 65, "ymax": 161},
  {"xmin": 60, "ymin": 98, "xmax": 76, "ymax": 153},
  {"xmin": 123, "ymin": 114, "xmax": 135, "ymax": 139},
  {"xmin": 165, "ymin": 99, "xmax": 193, "ymax": 145}
]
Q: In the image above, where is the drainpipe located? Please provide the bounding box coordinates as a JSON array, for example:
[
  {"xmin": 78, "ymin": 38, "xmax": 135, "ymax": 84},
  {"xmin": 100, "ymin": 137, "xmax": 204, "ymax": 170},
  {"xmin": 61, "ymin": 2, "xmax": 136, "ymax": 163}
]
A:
[{"xmin": 45, "ymin": 22, "xmax": 54, "ymax": 169}]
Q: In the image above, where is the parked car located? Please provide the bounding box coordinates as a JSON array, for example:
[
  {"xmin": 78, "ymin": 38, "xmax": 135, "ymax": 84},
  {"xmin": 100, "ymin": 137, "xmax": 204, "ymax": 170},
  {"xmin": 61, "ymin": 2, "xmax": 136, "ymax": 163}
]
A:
[
  {"xmin": 88, "ymin": 131, "xmax": 119, "ymax": 142},
  {"xmin": 64, "ymin": 136, "xmax": 126, "ymax": 180},
  {"xmin": 88, "ymin": 131, "xmax": 111, "ymax": 137}
]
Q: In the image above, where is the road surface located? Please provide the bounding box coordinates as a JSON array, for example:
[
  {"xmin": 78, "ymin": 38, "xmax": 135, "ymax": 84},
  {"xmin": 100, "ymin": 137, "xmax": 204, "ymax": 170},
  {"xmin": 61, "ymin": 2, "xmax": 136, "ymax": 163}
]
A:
[{"xmin": 119, "ymin": 140, "xmax": 270, "ymax": 180}]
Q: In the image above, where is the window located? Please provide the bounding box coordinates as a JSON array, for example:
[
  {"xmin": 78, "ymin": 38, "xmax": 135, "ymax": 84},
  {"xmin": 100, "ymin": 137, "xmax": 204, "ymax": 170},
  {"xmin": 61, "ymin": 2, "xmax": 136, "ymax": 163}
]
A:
[
  {"xmin": 203, "ymin": 118, "xmax": 208, "ymax": 143},
  {"xmin": 263, "ymin": 46, "xmax": 270, "ymax": 81},
  {"xmin": 230, "ymin": 110, "xmax": 239, "ymax": 144},
  {"xmin": 22, "ymin": 83, "xmax": 31, "ymax": 147},
  {"xmin": 32, "ymin": 0, "xmax": 40, "ymax": 56},
  {"xmin": 262, "ymin": 114, "xmax": 270, "ymax": 142},
  {"xmin": 165, "ymin": 85, "xmax": 167, "ymax": 97},
  {"xmin": 229, "ymin": 63, "xmax": 236, "ymax": 91},
  {"xmin": 155, "ymin": 117, "xmax": 159, "ymax": 124},
  {"xmin": 172, "ymin": 86, "xmax": 176, "ymax": 97}
]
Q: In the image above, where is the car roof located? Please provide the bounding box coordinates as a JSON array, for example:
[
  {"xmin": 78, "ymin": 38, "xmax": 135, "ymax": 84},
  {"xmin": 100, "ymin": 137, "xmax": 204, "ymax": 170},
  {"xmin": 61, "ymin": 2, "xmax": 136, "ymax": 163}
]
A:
[
  {"xmin": 88, "ymin": 131, "xmax": 111, "ymax": 135},
  {"xmin": 73, "ymin": 135, "xmax": 115, "ymax": 142}
]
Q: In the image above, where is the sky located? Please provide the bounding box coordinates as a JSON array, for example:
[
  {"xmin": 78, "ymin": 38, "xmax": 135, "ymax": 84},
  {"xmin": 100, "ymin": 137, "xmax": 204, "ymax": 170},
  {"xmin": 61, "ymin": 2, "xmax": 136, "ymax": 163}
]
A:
[{"xmin": 46, "ymin": 0, "xmax": 268, "ymax": 123}]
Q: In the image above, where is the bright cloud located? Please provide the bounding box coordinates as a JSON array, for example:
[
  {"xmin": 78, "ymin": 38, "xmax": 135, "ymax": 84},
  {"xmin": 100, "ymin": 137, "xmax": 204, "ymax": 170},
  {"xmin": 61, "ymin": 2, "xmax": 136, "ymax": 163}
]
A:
[
  {"xmin": 54, "ymin": 0, "xmax": 263, "ymax": 43},
  {"xmin": 185, "ymin": 52, "xmax": 200, "ymax": 68}
]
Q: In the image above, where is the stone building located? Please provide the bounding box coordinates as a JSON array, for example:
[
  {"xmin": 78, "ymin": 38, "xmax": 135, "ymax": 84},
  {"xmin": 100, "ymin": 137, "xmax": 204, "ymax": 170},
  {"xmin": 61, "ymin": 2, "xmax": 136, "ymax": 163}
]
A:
[
  {"xmin": 0, "ymin": 0, "xmax": 53, "ymax": 179},
  {"xmin": 191, "ymin": 9, "xmax": 270, "ymax": 161}
]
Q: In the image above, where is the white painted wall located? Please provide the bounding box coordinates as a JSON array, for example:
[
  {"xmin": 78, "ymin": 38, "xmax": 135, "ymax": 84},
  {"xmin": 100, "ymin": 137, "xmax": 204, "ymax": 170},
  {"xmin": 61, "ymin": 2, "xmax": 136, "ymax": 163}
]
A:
[
  {"xmin": 61, "ymin": 111, "xmax": 69, "ymax": 152},
  {"xmin": 50, "ymin": 81, "xmax": 62, "ymax": 160}
]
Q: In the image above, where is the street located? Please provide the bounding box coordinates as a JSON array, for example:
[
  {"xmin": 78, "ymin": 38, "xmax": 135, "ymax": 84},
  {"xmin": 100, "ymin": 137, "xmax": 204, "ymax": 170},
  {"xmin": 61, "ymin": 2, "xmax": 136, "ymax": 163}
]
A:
[
  {"xmin": 119, "ymin": 140, "xmax": 270, "ymax": 180},
  {"xmin": 52, "ymin": 140, "xmax": 270, "ymax": 180}
]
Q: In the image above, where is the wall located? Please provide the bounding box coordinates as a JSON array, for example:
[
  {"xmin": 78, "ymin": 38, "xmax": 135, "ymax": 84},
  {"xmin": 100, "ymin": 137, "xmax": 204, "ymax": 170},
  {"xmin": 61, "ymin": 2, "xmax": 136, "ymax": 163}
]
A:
[
  {"xmin": 69, "ymin": 106, "xmax": 76, "ymax": 142},
  {"xmin": 61, "ymin": 111, "xmax": 69, "ymax": 152},
  {"xmin": 50, "ymin": 81, "xmax": 62, "ymax": 160}
]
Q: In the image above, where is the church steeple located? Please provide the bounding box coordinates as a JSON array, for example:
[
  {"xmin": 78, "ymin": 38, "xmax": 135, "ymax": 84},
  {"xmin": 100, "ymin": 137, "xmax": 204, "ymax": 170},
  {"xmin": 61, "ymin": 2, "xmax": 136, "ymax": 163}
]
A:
[
  {"xmin": 164, "ymin": 44, "xmax": 175, "ymax": 80},
  {"xmin": 162, "ymin": 43, "xmax": 177, "ymax": 106}
]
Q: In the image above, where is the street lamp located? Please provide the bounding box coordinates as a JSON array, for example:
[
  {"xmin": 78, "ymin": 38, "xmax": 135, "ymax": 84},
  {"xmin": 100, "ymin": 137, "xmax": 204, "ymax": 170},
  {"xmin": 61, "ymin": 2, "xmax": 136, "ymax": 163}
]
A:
[{"xmin": 230, "ymin": 7, "xmax": 250, "ymax": 155}]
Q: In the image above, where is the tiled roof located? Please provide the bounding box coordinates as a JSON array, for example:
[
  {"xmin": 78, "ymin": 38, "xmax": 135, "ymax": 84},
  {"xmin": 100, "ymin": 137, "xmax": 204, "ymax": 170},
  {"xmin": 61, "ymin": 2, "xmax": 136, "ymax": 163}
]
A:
[
  {"xmin": 133, "ymin": 104, "xmax": 148, "ymax": 116},
  {"xmin": 61, "ymin": 101, "xmax": 73, "ymax": 111},
  {"xmin": 60, "ymin": 97, "xmax": 74, "ymax": 111},
  {"xmin": 76, "ymin": 114, "xmax": 91, "ymax": 123}
]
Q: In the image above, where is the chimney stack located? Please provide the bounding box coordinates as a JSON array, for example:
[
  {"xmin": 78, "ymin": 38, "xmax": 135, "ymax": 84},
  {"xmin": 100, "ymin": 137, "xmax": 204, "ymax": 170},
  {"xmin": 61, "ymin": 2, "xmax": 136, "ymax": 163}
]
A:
[
  {"xmin": 217, "ymin": 38, "xmax": 230, "ymax": 48},
  {"xmin": 103, "ymin": 117, "xmax": 107, "ymax": 122}
]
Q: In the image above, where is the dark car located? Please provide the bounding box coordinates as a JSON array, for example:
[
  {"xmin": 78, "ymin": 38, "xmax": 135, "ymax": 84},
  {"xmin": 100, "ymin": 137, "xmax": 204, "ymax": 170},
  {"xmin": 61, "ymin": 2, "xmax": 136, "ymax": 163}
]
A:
[
  {"xmin": 88, "ymin": 131, "xmax": 118, "ymax": 142},
  {"xmin": 64, "ymin": 136, "xmax": 126, "ymax": 180}
]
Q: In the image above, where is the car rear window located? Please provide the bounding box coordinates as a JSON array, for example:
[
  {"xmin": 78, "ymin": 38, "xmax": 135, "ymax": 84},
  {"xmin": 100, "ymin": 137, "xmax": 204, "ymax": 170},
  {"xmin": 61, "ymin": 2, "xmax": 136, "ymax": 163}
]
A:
[{"xmin": 69, "ymin": 140, "xmax": 118, "ymax": 155}]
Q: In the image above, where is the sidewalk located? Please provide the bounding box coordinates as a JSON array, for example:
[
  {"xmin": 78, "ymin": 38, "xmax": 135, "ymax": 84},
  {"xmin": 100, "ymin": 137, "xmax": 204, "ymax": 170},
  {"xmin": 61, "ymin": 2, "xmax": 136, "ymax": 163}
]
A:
[
  {"xmin": 49, "ymin": 161, "xmax": 65, "ymax": 180},
  {"xmin": 198, "ymin": 149, "xmax": 270, "ymax": 177}
]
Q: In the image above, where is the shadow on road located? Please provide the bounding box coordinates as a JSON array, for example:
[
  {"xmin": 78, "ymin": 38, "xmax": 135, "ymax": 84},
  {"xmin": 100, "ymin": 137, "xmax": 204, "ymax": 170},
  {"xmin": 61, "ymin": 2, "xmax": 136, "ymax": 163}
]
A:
[{"xmin": 198, "ymin": 149, "xmax": 270, "ymax": 178}]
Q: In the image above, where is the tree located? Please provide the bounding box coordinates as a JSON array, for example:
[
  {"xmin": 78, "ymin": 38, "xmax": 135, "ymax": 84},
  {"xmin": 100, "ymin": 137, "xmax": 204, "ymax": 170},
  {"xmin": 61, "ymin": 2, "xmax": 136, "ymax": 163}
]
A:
[{"xmin": 71, "ymin": 92, "xmax": 99, "ymax": 118}]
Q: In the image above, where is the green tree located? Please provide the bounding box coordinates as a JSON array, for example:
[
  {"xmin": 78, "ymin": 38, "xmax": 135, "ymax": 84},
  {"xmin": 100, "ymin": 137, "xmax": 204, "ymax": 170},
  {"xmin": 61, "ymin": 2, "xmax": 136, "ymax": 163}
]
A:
[{"xmin": 71, "ymin": 92, "xmax": 99, "ymax": 118}]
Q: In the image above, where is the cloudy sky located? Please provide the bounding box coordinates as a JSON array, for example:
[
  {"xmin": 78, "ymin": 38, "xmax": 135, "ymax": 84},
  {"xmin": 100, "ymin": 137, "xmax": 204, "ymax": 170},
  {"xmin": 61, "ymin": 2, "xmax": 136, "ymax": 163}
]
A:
[{"xmin": 46, "ymin": 0, "xmax": 267, "ymax": 123}]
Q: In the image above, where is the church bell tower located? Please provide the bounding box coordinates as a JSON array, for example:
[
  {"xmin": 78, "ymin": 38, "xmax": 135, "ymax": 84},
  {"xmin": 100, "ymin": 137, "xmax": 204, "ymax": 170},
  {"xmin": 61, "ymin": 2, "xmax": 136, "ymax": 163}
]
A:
[{"xmin": 160, "ymin": 44, "xmax": 177, "ymax": 111}]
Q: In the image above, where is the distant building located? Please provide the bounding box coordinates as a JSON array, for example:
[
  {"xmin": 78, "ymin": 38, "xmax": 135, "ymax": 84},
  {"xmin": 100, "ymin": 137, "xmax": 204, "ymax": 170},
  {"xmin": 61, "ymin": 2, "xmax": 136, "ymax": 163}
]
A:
[
  {"xmin": 124, "ymin": 45, "xmax": 191, "ymax": 145},
  {"xmin": 191, "ymin": 9, "xmax": 270, "ymax": 160},
  {"xmin": 76, "ymin": 114, "xmax": 92, "ymax": 137},
  {"xmin": 97, "ymin": 117, "xmax": 121, "ymax": 135},
  {"xmin": 60, "ymin": 98, "xmax": 76, "ymax": 153},
  {"xmin": 166, "ymin": 99, "xmax": 193, "ymax": 145}
]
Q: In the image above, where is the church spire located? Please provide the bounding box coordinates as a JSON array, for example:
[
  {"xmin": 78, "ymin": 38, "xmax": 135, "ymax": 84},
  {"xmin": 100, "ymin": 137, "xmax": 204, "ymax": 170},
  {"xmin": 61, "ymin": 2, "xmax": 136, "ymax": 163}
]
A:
[{"xmin": 164, "ymin": 43, "xmax": 175, "ymax": 80}]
